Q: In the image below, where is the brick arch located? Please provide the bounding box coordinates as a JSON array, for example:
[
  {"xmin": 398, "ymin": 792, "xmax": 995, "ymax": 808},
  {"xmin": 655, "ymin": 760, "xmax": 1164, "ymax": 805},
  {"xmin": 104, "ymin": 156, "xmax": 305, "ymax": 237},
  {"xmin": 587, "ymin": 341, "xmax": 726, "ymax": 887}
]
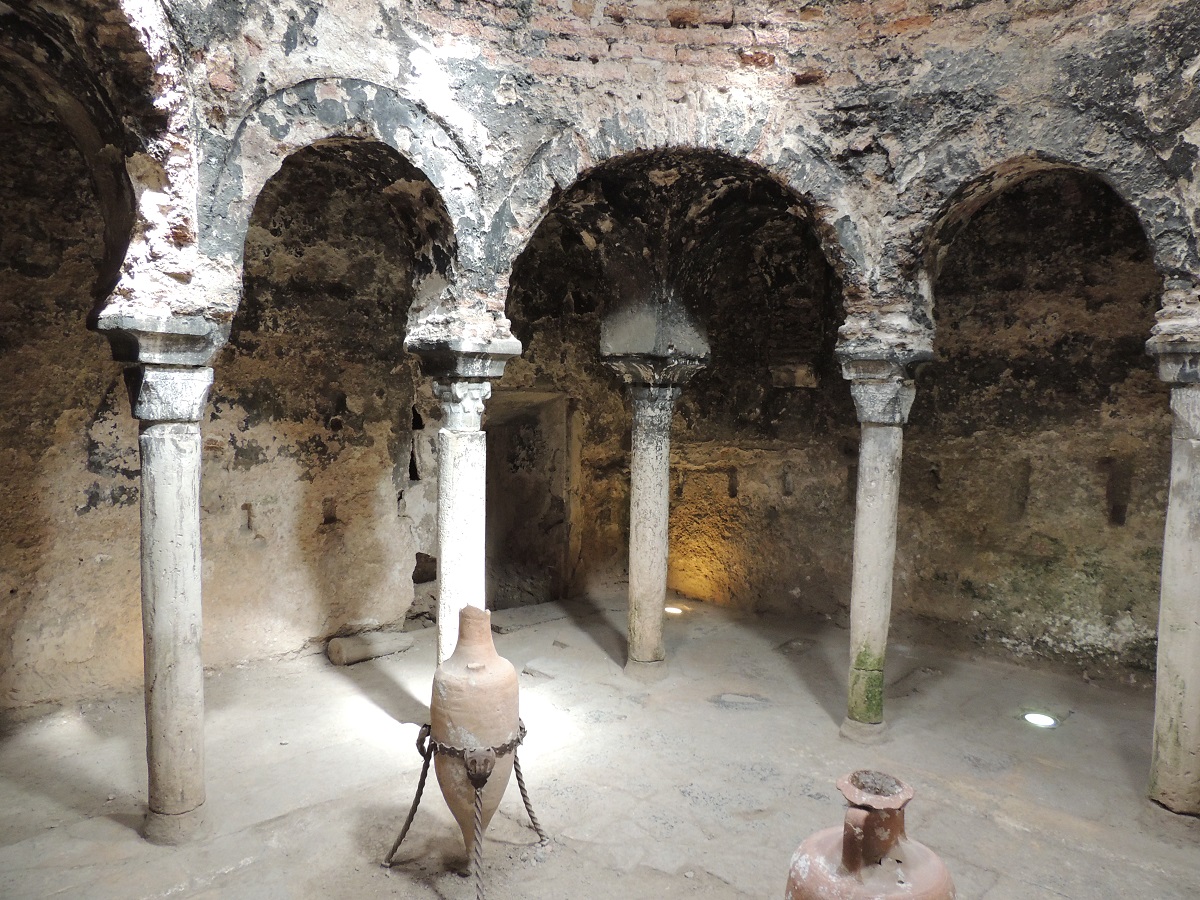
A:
[
  {"xmin": 204, "ymin": 78, "xmax": 483, "ymax": 320},
  {"xmin": 894, "ymin": 102, "xmax": 1200, "ymax": 347},
  {"xmin": 488, "ymin": 116, "xmax": 871, "ymax": 323}
]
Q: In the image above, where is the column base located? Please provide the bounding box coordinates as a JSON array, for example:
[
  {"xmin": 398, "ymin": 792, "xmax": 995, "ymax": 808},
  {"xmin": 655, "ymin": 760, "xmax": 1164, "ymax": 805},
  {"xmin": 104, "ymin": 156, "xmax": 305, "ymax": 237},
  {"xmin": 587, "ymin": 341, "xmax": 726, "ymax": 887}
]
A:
[
  {"xmin": 1149, "ymin": 784, "xmax": 1200, "ymax": 817},
  {"xmin": 624, "ymin": 659, "xmax": 669, "ymax": 682},
  {"xmin": 143, "ymin": 804, "xmax": 207, "ymax": 845},
  {"xmin": 840, "ymin": 717, "xmax": 889, "ymax": 744}
]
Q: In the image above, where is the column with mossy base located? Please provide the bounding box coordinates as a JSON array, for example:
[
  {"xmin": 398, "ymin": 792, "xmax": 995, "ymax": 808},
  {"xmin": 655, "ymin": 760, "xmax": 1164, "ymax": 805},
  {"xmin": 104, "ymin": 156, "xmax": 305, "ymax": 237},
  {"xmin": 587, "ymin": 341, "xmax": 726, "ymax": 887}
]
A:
[
  {"xmin": 604, "ymin": 354, "xmax": 705, "ymax": 671},
  {"xmin": 839, "ymin": 356, "xmax": 917, "ymax": 741},
  {"xmin": 407, "ymin": 336, "xmax": 521, "ymax": 665},
  {"xmin": 98, "ymin": 315, "xmax": 228, "ymax": 844},
  {"xmin": 1147, "ymin": 342, "xmax": 1200, "ymax": 815}
]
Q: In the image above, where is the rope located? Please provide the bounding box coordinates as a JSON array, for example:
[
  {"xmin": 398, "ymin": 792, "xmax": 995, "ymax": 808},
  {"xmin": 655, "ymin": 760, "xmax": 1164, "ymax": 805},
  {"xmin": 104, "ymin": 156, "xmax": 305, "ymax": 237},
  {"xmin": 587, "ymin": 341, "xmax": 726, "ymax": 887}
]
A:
[
  {"xmin": 384, "ymin": 724, "xmax": 433, "ymax": 867},
  {"xmin": 385, "ymin": 716, "xmax": 548, "ymax": 890},
  {"xmin": 513, "ymin": 750, "xmax": 548, "ymax": 844},
  {"xmin": 473, "ymin": 786, "xmax": 486, "ymax": 900}
]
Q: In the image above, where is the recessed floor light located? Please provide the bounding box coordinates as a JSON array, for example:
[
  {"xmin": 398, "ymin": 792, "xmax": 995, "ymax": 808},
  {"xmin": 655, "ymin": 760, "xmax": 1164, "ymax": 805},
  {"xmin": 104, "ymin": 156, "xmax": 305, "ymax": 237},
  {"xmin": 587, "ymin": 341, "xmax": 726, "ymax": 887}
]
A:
[
  {"xmin": 1023, "ymin": 712, "xmax": 1059, "ymax": 728},
  {"xmin": 664, "ymin": 606, "xmax": 683, "ymax": 615}
]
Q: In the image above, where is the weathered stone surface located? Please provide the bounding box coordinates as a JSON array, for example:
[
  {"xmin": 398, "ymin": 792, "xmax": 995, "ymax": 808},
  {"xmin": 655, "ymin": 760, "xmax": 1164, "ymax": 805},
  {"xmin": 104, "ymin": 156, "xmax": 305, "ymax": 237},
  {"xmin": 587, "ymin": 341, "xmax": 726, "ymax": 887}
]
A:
[{"xmin": 3, "ymin": 0, "xmax": 1200, "ymax": 714}]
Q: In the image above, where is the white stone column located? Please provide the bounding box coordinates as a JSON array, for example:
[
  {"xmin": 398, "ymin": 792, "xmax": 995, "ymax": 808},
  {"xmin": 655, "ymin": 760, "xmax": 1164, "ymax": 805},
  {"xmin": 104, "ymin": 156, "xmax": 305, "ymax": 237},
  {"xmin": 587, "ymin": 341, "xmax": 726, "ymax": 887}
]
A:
[
  {"xmin": 405, "ymin": 334, "xmax": 521, "ymax": 664},
  {"xmin": 1149, "ymin": 349, "xmax": 1200, "ymax": 814},
  {"xmin": 626, "ymin": 382, "xmax": 678, "ymax": 664},
  {"xmin": 432, "ymin": 378, "xmax": 491, "ymax": 663},
  {"xmin": 97, "ymin": 314, "xmax": 228, "ymax": 845},
  {"xmin": 605, "ymin": 355, "xmax": 705, "ymax": 670},
  {"xmin": 840, "ymin": 358, "xmax": 916, "ymax": 738},
  {"xmin": 128, "ymin": 365, "xmax": 213, "ymax": 843}
]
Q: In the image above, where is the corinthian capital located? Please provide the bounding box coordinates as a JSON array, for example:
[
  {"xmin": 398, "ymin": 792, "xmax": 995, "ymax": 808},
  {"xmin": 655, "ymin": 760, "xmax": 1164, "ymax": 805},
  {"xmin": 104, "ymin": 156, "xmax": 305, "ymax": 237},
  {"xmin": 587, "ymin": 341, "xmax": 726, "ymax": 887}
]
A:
[
  {"xmin": 433, "ymin": 379, "xmax": 492, "ymax": 431},
  {"xmin": 840, "ymin": 358, "xmax": 916, "ymax": 426},
  {"xmin": 603, "ymin": 351, "xmax": 708, "ymax": 388}
]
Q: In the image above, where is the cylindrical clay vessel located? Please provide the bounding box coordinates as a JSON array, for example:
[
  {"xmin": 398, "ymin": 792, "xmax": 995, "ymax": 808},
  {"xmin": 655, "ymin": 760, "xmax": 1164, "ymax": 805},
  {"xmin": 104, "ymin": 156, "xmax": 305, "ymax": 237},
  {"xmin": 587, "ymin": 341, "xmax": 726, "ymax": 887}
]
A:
[
  {"xmin": 786, "ymin": 770, "xmax": 955, "ymax": 900},
  {"xmin": 431, "ymin": 606, "xmax": 520, "ymax": 853}
]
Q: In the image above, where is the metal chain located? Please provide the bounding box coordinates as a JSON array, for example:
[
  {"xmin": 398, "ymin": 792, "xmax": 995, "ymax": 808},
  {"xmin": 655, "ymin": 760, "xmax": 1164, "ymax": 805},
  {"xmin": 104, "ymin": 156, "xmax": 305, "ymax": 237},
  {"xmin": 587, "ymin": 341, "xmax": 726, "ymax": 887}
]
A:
[
  {"xmin": 428, "ymin": 719, "xmax": 527, "ymax": 762},
  {"xmin": 384, "ymin": 724, "xmax": 433, "ymax": 867}
]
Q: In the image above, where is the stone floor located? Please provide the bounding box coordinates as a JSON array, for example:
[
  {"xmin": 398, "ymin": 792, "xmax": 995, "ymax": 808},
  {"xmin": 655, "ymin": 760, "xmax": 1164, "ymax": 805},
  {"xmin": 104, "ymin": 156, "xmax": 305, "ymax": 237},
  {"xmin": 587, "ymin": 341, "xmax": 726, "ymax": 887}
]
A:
[{"xmin": 2, "ymin": 588, "xmax": 1198, "ymax": 899}]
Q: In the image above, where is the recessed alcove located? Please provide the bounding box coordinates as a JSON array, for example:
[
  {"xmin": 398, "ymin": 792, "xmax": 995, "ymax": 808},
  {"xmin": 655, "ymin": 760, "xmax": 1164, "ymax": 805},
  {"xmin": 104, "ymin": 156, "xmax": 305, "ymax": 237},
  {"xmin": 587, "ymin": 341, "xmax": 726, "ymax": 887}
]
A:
[
  {"xmin": 504, "ymin": 148, "xmax": 855, "ymax": 613},
  {"xmin": 485, "ymin": 390, "xmax": 579, "ymax": 609},
  {"xmin": 907, "ymin": 167, "xmax": 1168, "ymax": 672}
]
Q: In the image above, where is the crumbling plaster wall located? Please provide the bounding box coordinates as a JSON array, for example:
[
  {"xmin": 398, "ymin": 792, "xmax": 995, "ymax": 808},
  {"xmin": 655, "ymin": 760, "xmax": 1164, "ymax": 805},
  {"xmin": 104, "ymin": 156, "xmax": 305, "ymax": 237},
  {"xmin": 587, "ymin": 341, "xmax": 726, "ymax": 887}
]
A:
[
  {"xmin": 178, "ymin": 0, "xmax": 1200, "ymax": 341},
  {"xmin": 905, "ymin": 169, "xmax": 1168, "ymax": 671},
  {"xmin": 200, "ymin": 140, "xmax": 450, "ymax": 666},
  {"xmin": 503, "ymin": 149, "xmax": 857, "ymax": 610},
  {"xmin": 4, "ymin": 0, "xmax": 1200, "ymax": 709},
  {"xmin": 0, "ymin": 82, "xmax": 143, "ymax": 711}
]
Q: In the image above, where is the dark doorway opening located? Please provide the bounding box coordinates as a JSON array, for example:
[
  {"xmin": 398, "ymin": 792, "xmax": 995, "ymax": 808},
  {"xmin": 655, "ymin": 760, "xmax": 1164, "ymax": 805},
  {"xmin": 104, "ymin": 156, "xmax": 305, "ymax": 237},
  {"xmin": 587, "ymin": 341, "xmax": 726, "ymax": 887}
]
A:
[{"xmin": 485, "ymin": 391, "xmax": 580, "ymax": 609}]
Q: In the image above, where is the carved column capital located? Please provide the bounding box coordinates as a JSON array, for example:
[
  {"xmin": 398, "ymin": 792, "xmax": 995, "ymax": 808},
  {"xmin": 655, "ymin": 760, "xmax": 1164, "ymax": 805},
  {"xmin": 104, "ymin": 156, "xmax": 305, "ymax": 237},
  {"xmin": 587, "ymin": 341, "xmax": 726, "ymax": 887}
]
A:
[
  {"xmin": 1170, "ymin": 384, "xmax": 1200, "ymax": 441},
  {"xmin": 840, "ymin": 358, "xmax": 916, "ymax": 426},
  {"xmin": 433, "ymin": 379, "xmax": 492, "ymax": 432},
  {"xmin": 95, "ymin": 313, "xmax": 227, "ymax": 424},
  {"xmin": 124, "ymin": 365, "xmax": 214, "ymax": 423},
  {"xmin": 603, "ymin": 351, "xmax": 708, "ymax": 388}
]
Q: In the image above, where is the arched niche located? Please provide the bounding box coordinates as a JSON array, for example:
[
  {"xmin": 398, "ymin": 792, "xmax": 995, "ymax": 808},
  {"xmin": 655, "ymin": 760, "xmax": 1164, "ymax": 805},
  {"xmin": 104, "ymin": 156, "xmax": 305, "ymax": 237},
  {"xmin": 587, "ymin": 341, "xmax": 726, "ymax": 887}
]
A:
[
  {"xmin": 905, "ymin": 163, "xmax": 1167, "ymax": 674},
  {"xmin": 887, "ymin": 102, "xmax": 1200, "ymax": 342},
  {"xmin": 205, "ymin": 78, "xmax": 480, "ymax": 322},
  {"xmin": 203, "ymin": 136, "xmax": 458, "ymax": 666},
  {"xmin": 488, "ymin": 119, "xmax": 872, "ymax": 313},
  {"xmin": 499, "ymin": 147, "xmax": 856, "ymax": 613}
]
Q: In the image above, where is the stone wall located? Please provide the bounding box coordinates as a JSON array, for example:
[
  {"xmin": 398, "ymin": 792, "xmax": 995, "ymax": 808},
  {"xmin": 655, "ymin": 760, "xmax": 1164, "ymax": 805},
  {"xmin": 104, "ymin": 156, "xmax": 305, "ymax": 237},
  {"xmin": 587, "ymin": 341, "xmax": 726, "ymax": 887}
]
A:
[
  {"xmin": 200, "ymin": 141, "xmax": 444, "ymax": 668},
  {"xmin": 0, "ymin": 82, "xmax": 142, "ymax": 711},
  {"xmin": 2, "ymin": 0, "xmax": 1199, "ymax": 710},
  {"xmin": 904, "ymin": 169, "xmax": 1168, "ymax": 670}
]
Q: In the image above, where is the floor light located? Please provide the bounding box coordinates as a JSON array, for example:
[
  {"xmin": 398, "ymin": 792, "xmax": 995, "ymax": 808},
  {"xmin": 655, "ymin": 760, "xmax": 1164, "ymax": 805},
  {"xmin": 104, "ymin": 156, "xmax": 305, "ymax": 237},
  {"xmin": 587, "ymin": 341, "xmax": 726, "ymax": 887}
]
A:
[{"xmin": 1023, "ymin": 712, "xmax": 1059, "ymax": 728}]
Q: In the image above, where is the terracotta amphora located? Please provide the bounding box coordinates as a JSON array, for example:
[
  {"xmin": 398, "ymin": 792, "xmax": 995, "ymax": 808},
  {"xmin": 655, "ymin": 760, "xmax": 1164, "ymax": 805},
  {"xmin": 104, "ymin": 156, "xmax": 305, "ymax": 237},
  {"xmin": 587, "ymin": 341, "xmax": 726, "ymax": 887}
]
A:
[
  {"xmin": 430, "ymin": 605, "xmax": 520, "ymax": 854},
  {"xmin": 785, "ymin": 770, "xmax": 955, "ymax": 900}
]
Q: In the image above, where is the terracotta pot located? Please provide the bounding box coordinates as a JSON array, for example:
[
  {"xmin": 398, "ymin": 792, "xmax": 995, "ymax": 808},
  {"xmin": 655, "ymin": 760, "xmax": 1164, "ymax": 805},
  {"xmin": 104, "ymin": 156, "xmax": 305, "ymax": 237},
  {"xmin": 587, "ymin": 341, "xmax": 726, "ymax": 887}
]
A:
[
  {"xmin": 431, "ymin": 606, "xmax": 520, "ymax": 853},
  {"xmin": 785, "ymin": 770, "xmax": 955, "ymax": 900}
]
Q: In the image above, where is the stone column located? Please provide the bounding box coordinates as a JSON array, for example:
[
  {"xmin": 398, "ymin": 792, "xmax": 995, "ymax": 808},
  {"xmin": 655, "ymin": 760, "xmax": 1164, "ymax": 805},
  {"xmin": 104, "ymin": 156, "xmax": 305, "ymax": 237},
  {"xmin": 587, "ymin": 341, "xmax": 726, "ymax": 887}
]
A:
[
  {"xmin": 1148, "ymin": 347, "xmax": 1200, "ymax": 814},
  {"xmin": 406, "ymin": 336, "xmax": 521, "ymax": 664},
  {"xmin": 97, "ymin": 315, "xmax": 227, "ymax": 844},
  {"xmin": 432, "ymin": 378, "xmax": 491, "ymax": 663},
  {"xmin": 840, "ymin": 358, "xmax": 916, "ymax": 739},
  {"xmin": 605, "ymin": 354, "xmax": 705, "ymax": 669}
]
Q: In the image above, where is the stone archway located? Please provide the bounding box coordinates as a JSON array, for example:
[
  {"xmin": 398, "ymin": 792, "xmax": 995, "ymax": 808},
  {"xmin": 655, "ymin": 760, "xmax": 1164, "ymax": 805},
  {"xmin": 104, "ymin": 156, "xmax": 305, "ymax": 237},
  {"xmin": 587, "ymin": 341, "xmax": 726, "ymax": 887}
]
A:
[{"xmin": 501, "ymin": 147, "xmax": 855, "ymax": 668}]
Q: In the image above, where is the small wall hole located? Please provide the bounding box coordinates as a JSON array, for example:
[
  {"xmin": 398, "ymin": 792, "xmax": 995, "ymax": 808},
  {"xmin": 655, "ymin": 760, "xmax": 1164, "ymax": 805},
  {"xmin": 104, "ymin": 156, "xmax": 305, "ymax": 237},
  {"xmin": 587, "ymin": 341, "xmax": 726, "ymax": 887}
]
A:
[
  {"xmin": 1101, "ymin": 455, "xmax": 1133, "ymax": 527},
  {"xmin": 412, "ymin": 552, "xmax": 437, "ymax": 584},
  {"xmin": 321, "ymin": 498, "xmax": 338, "ymax": 526}
]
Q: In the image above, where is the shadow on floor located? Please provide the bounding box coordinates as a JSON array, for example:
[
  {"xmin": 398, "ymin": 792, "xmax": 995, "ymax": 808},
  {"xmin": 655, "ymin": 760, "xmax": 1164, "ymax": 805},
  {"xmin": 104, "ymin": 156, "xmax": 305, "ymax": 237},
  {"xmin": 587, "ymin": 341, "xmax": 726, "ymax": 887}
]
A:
[
  {"xmin": 557, "ymin": 591, "xmax": 628, "ymax": 668},
  {"xmin": 333, "ymin": 654, "xmax": 431, "ymax": 727}
]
